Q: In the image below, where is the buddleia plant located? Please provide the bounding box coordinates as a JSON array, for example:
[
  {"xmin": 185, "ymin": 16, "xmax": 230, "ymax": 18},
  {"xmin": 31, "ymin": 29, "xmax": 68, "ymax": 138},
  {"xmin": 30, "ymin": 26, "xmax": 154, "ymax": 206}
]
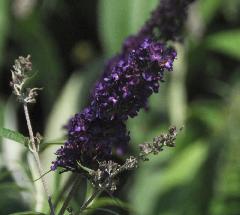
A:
[{"xmin": 3, "ymin": 0, "xmax": 195, "ymax": 214}]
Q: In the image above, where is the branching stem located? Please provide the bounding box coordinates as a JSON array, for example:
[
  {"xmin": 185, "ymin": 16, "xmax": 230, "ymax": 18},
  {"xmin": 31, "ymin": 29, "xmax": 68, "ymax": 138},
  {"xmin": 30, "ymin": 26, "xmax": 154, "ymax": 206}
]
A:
[{"xmin": 78, "ymin": 164, "xmax": 127, "ymax": 214}]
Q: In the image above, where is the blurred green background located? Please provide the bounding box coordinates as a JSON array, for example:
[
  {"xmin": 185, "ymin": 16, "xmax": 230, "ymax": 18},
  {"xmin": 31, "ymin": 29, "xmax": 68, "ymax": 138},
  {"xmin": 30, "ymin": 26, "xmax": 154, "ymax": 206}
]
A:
[{"xmin": 0, "ymin": 0, "xmax": 240, "ymax": 214}]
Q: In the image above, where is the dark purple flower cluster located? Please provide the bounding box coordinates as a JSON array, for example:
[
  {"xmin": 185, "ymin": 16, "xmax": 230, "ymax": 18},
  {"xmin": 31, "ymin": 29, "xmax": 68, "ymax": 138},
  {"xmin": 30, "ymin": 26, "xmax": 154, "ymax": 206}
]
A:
[
  {"xmin": 52, "ymin": 0, "xmax": 194, "ymax": 172},
  {"xmin": 92, "ymin": 38, "xmax": 176, "ymax": 121},
  {"xmin": 51, "ymin": 108, "xmax": 130, "ymax": 171}
]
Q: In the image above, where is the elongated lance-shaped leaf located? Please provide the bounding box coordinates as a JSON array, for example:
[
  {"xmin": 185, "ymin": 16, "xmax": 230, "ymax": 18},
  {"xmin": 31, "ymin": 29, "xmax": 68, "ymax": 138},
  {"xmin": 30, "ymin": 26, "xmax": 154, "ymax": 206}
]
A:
[{"xmin": 0, "ymin": 127, "xmax": 28, "ymax": 145}]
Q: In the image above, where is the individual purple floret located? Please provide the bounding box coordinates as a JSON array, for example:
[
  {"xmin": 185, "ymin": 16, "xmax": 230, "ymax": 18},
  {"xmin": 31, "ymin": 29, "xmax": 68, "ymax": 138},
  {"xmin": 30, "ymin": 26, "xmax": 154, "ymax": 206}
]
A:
[
  {"xmin": 51, "ymin": 108, "xmax": 130, "ymax": 171},
  {"xmin": 91, "ymin": 38, "xmax": 176, "ymax": 121}
]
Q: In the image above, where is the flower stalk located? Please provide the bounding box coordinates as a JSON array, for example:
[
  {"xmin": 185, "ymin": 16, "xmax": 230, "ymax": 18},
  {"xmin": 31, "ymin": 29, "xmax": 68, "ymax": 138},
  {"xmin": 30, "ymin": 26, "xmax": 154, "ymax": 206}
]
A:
[{"xmin": 23, "ymin": 103, "xmax": 55, "ymax": 215}]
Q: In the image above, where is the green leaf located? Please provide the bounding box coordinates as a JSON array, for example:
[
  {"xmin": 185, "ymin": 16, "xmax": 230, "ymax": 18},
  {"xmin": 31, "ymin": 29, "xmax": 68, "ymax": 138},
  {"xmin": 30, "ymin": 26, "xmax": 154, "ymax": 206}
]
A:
[
  {"xmin": 205, "ymin": 30, "xmax": 240, "ymax": 60},
  {"xmin": 9, "ymin": 212, "xmax": 46, "ymax": 215},
  {"xmin": 98, "ymin": 0, "xmax": 158, "ymax": 55},
  {"xmin": 98, "ymin": 0, "xmax": 158, "ymax": 56},
  {"xmin": 129, "ymin": 0, "xmax": 158, "ymax": 33},
  {"xmin": 98, "ymin": 0, "xmax": 132, "ymax": 55},
  {"xmin": 0, "ymin": 127, "xmax": 28, "ymax": 145}
]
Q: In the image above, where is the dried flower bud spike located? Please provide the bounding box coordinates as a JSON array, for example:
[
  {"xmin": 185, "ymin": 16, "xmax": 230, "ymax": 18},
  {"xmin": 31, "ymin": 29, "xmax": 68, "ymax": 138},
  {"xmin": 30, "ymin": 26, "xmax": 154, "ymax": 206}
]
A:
[{"xmin": 10, "ymin": 55, "xmax": 41, "ymax": 104}]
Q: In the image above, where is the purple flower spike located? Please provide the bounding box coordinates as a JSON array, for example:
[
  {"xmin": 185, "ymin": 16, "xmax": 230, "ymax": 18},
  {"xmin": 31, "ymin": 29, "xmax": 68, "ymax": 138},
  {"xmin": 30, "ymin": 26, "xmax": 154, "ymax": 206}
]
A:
[
  {"xmin": 51, "ymin": 39, "xmax": 176, "ymax": 172},
  {"xmin": 51, "ymin": 0, "xmax": 195, "ymax": 172}
]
